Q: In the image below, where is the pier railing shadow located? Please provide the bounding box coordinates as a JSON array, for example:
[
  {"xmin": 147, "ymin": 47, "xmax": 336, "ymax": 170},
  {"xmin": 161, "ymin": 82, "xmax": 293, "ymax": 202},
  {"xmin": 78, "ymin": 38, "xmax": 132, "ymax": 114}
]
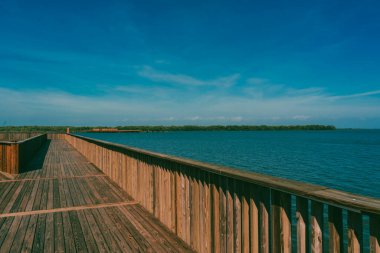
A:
[{"xmin": 20, "ymin": 139, "xmax": 51, "ymax": 173}]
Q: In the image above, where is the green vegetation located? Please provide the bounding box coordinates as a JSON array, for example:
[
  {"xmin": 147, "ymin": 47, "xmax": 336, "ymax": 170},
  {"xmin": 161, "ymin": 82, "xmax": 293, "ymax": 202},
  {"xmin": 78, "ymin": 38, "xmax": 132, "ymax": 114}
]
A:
[
  {"xmin": 117, "ymin": 125, "xmax": 336, "ymax": 131},
  {"xmin": 0, "ymin": 124, "xmax": 336, "ymax": 133}
]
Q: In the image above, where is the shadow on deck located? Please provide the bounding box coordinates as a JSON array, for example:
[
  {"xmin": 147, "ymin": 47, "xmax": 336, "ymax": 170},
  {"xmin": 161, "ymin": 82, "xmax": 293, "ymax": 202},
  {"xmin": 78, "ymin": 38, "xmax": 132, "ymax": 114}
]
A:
[{"xmin": 20, "ymin": 140, "xmax": 51, "ymax": 173}]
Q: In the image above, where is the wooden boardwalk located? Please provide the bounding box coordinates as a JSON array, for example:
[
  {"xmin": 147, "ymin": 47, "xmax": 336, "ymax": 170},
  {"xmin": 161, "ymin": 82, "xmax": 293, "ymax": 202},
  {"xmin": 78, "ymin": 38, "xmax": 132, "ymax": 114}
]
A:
[{"xmin": 0, "ymin": 140, "xmax": 193, "ymax": 252}]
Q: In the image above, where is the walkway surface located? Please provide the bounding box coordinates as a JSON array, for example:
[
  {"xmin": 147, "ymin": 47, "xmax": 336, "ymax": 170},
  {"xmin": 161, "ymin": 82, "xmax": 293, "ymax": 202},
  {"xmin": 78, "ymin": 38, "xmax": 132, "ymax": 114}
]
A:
[{"xmin": 0, "ymin": 140, "xmax": 193, "ymax": 252}]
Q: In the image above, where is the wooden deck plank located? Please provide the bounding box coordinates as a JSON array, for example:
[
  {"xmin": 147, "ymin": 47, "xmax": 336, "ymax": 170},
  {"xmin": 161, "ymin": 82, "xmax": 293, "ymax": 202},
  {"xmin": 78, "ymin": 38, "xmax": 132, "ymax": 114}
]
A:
[
  {"xmin": 44, "ymin": 213, "xmax": 54, "ymax": 253},
  {"xmin": 32, "ymin": 213, "xmax": 46, "ymax": 253},
  {"xmin": 53, "ymin": 212, "xmax": 65, "ymax": 253},
  {"xmin": 9, "ymin": 215, "xmax": 31, "ymax": 252},
  {"xmin": 82, "ymin": 209, "xmax": 110, "ymax": 252},
  {"xmin": 0, "ymin": 216, "xmax": 22, "ymax": 251},
  {"xmin": 21, "ymin": 214, "xmax": 38, "ymax": 252},
  {"xmin": 0, "ymin": 139, "xmax": 193, "ymax": 253},
  {"xmin": 89, "ymin": 208, "xmax": 122, "ymax": 252}
]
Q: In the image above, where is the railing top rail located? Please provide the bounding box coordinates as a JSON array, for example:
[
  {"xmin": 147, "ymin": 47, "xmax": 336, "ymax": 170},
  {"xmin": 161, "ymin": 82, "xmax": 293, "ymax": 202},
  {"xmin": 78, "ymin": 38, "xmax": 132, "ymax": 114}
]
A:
[
  {"xmin": 69, "ymin": 133, "xmax": 380, "ymax": 215},
  {"xmin": 0, "ymin": 133, "xmax": 47, "ymax": 144}
]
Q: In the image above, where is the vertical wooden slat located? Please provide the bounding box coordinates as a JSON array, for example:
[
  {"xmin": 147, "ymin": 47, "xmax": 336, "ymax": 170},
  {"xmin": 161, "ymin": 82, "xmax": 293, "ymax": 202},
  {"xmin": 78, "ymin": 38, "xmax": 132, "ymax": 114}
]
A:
[
  {"xmin": 328, "ymin": 206, "xmax": 343, "ymax": 253},
  {"xmin": 226, "ymin": 178, "xmax": 234, "ymax": 252},
  {"xmin": 185, "ymin": 166, "xmax": 191, "ymax": 244},
  {"xmin": 199, "ymin": 171, "xmax": 205, "ymax": 253},
  {"xmin": 260, "ymin": 187, "xmax": 270, "ymax": 253},
  {"xmin": 220, "ymin": 176, "xmax": 227, "ymax": 253},
  {"xmin": 297, "ymin": 197, "xmax": 309, "ymax": 253},
  {"xmin": 370, "ymin": 214, "xmax": 380, "ymax": 253},
  {"xmin": 204, "ymin": 172, "xmax": 211, "ymax": 253},
  {"xmin": 190, "ymin": 169, "xmax": 200, "ymax": 251},
  {"xmin": 212, "ymin": 174, "xmax": 220, "ymax": 253},
  {"xmin": 176, "ymin": 166, "xmax": 182, "ymax": 237},
  {"xmin": 170, "ymin": 167, "xmax": 176, "ymax": 232},
  {"xmin": 271, "ymin": 190, "xmax": 291, "ymax": 253},
  {"xmin": 250, "ymin": 184, "xmax": 259, "ymax": 253},
  {"xmin": 311, "ymin": 201, "xmax": 323, "ymax": 253},
  {"xmin": 233, "ymin": 179, "xmax": 241, "ymax": 252},
  {"xmin": 241, "ymin": 183, "xmax": 250, "ymax": 253},
  {"xmin": 347, "ymin": 211, "xmax": 362, "ymax": 253}
]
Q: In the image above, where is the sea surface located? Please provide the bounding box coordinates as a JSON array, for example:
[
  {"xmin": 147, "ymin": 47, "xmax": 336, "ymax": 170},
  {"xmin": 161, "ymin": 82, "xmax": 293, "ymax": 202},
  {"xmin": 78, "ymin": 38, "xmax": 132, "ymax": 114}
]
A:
[{"xmin": 78, "ymin": 130, "xmax": 380, "ymax": 199}]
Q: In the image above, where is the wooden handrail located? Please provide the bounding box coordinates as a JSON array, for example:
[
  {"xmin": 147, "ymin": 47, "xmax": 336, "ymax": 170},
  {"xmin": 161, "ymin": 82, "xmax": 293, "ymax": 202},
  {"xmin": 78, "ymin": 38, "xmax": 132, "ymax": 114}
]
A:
[{"xmin": 69, "ymin": 133, "xmax": 380, "ymax": 215}]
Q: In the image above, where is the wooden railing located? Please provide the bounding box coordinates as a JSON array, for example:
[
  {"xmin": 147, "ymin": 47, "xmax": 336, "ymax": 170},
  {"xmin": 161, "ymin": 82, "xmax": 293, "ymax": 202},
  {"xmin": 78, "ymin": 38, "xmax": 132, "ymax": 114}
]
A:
[
  {"xmin": 47, "ymin": 133, "xmax": 67, "ymax": 140},
  {"xmin": 0, "ymin": 132, "xmax": 41, "ymax": 141},
  {"xmin": 66, "ymin": 134, "xmax": 380, "ymax": 253},
  {"xmin": 0, "ymin": 134, "xmax": 47, "ymax": 174}
]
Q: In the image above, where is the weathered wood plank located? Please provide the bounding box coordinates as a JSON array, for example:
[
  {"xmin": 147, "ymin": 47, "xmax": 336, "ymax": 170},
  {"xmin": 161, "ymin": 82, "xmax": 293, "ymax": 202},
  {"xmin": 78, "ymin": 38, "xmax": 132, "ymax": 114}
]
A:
[
  {"xmin": 233, "ymin": 179, "xmax": 242, "ymax": 252},
  {"xmin": 297, "ymin": 197, "xmax": 309, "ymax": 253},
  {"xmin": 249, "ymin": 184, "xmax": 259, "ymax": 253},
  {"xmin": 260, "ymin": 187, "xmax": 270, "ymax": 253},
  {"xmin": 241, "ymin": 182, "xmax": 249, "ymax": 253}
]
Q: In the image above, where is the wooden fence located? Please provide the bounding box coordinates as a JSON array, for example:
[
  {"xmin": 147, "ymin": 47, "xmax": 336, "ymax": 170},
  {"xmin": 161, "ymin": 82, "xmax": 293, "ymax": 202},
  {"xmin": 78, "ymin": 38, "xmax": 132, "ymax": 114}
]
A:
[
  {"xmin": 65, "ymin": 133, "xmax": 380, "ymax": 253},
  {"xmin": 0, "ymin": 134, "xmax": 47, "ymax": 174}
]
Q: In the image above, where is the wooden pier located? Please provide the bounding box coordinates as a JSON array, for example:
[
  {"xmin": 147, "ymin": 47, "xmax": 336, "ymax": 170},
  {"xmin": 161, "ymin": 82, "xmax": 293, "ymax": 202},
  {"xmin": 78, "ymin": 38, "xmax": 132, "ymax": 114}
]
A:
[
  {"xmin": 0, "ymin": 138, "xmax": 193, "ymax": 252},
  {"xmin": 1, "ymin": 133, "xmax": 380, "ymax": 252}
]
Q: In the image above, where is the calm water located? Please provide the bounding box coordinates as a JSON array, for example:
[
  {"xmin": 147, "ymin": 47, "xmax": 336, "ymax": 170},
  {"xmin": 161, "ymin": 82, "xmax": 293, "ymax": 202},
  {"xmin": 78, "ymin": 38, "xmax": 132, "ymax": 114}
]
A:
[{"xmin": 79, "ymin": 130, "xmax": 380, "ymax": 198}]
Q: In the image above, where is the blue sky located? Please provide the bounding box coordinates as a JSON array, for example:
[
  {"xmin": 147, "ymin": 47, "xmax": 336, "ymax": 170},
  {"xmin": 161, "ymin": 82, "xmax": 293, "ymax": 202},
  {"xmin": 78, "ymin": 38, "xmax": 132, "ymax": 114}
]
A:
[{"xmin": 1, "ymin": 0, "xmax": 380, "ymax": 127}]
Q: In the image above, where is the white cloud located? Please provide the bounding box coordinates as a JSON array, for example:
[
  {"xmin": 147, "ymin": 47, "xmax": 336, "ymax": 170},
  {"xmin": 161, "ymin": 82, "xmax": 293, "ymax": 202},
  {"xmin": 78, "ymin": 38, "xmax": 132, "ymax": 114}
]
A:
[
  {"xmin": 138, "ymin": 66, "xmax": 240, "ymax": 87},
  {"xmin": 329, "ymin": 90, "xmax": 380, "ymax": 100},
  {"xmin": 293, "ymin": 115, "xmax": 311, "ymax": 120}
]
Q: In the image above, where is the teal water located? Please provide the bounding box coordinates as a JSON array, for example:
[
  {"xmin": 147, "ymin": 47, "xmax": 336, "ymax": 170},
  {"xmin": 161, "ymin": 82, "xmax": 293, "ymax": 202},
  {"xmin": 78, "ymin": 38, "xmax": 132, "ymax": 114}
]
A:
[{"xmin": 78, "ymin": 130, "xmax": 380, "ymax": 199}]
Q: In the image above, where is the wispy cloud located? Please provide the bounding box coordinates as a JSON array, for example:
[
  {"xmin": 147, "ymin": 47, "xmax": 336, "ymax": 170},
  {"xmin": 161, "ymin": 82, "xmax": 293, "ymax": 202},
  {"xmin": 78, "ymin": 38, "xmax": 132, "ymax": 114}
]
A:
[
  {"xmin": 329, "ymin": 90, "xmax": 380, "ymax": 100},
  {"xmin": 1, "ymin": 80, "xmax": 380, "ymax": 127},
  {"xmin": 138, "ymin": 66, "xmax": 240, "ymax": 87}
]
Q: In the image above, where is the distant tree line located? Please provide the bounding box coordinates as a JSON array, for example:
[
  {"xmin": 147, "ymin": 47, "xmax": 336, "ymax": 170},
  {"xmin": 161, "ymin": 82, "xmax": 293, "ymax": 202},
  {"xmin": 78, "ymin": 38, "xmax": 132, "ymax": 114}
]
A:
[
  {"xmin": 116, "ymin": 125, "xmax": 336, "ymax": 131},
  {"xmin": 0, "ymin": 124, "xmax": 336, "ymax": 133}
]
